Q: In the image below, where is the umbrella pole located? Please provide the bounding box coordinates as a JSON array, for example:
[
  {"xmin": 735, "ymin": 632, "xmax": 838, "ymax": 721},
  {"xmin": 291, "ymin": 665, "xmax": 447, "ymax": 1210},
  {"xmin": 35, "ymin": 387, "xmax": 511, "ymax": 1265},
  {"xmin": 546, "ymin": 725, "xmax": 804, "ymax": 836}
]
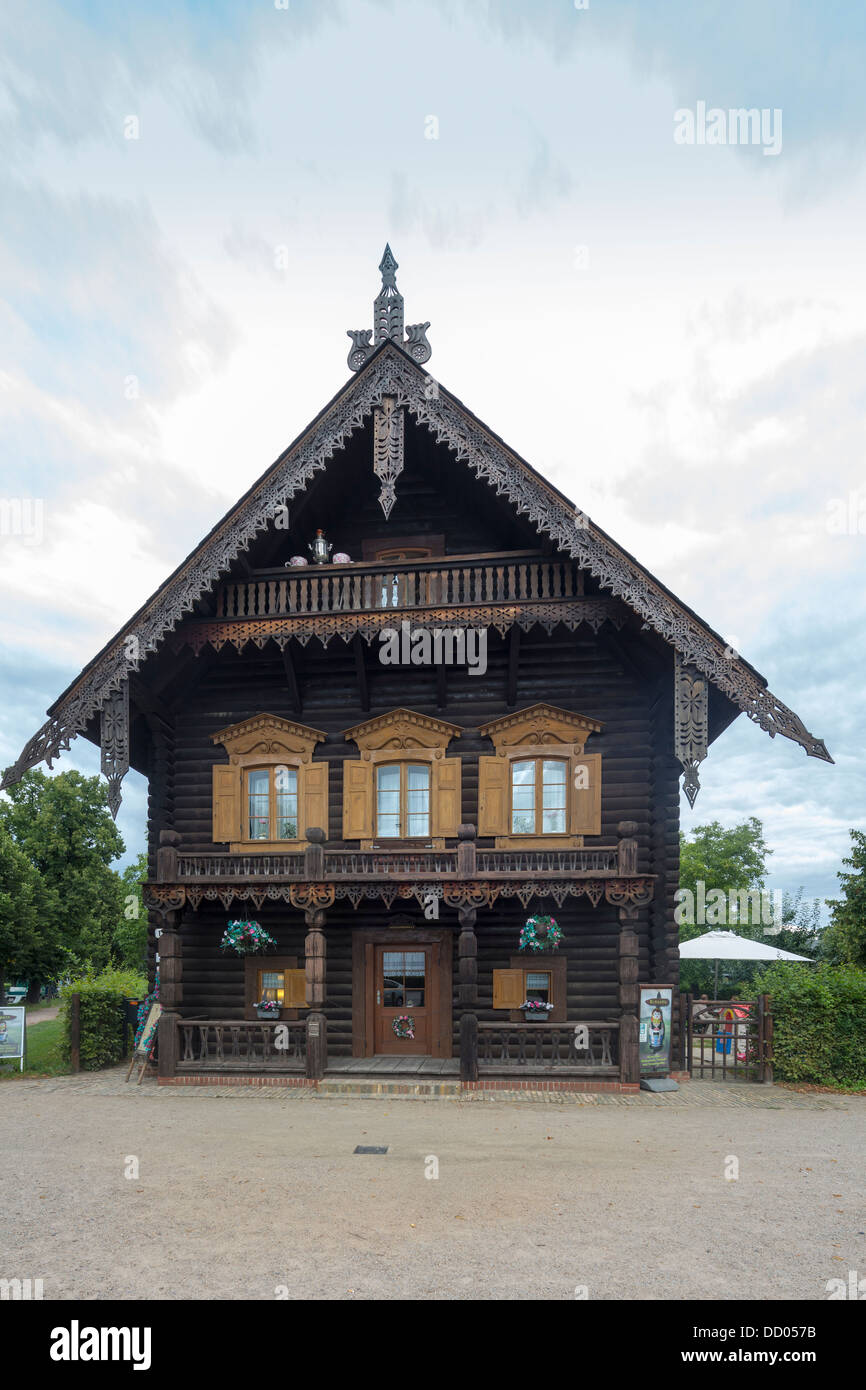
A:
[{"xmin": 714, "ymin": 957, "xmax": 719, "ymax": 997}]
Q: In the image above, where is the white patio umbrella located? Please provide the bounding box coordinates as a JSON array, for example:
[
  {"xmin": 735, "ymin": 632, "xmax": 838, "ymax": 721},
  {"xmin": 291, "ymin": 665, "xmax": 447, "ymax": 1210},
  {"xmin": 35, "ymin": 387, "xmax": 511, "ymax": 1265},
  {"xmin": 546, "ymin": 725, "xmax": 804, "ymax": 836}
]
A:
[{"xmin": 679, "ymin": 928, "xmax": 814, "ymax": 995}]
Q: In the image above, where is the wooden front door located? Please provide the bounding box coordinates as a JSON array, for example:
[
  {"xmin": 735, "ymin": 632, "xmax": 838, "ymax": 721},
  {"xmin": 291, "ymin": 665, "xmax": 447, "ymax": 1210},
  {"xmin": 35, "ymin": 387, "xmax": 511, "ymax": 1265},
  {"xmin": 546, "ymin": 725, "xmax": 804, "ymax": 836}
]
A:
[{"xmin": 374, "ymin": 943, "xmax": 436, "ymax": 1054}]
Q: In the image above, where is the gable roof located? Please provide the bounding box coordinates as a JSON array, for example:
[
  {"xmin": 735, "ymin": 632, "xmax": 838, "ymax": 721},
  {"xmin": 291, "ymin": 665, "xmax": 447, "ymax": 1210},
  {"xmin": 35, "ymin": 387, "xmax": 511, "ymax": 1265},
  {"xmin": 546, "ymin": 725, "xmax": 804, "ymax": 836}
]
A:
[{"xmin": 1, "ymin": 335, "xmax": 831, "ymax": 796}]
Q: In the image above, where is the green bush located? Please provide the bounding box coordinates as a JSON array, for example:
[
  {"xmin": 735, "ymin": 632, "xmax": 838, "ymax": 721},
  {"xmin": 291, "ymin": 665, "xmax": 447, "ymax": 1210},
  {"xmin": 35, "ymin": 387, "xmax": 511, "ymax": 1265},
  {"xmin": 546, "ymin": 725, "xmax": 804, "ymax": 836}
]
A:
[
  {"xmin": 60, "ymin": 965, "xmax": 148, "ymax": 1071},
  {"xmin": 752, "ymin": 962, "xmax": 866, "ymax": 1086}
]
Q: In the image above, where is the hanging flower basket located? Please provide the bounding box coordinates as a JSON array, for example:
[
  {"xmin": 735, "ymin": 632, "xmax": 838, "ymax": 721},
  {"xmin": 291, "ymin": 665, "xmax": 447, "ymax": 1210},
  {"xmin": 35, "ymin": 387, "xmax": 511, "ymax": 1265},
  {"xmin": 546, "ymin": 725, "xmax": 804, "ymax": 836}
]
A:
[
  {"xmin": 519, "ymin": 915, "xmax": 562, "ymax": 952},
  {"xmin": 220, "ymin": 920, "xmax": 277, "ymax": 955},
  {"xmin": 392, "ymin": 1015, "xmax": 416, "ymax": 1040}
]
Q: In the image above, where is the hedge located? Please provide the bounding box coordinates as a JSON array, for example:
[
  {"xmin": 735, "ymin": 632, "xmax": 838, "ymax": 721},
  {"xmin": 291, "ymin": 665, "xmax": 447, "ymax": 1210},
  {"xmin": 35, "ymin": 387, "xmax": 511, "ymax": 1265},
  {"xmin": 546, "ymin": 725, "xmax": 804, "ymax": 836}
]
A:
[
  {"xmin": 752, "ymin": 962, "xmax": 866, "ymax": 1086},
  {"xmin": 60, "ymin": 966, "xmax": 148, "ymax": 1071}
]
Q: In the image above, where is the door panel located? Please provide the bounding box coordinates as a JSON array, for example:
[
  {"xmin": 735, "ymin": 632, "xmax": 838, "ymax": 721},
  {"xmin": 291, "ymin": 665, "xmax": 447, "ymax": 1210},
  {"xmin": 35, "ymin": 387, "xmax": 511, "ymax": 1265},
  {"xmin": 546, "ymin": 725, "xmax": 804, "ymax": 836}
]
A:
[{"xmin": 374, "ymin": 944, "xmax": 434, "ymax": 1054}]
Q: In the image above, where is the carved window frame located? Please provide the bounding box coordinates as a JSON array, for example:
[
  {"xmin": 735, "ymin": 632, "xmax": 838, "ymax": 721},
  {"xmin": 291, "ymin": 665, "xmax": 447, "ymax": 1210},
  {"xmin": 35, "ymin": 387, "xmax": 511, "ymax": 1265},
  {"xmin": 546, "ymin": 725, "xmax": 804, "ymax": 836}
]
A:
[
  {"xmin": 479, "ymin": 703, "xmax": 603, "ymax": 850},
  {"xmin": 343, "ymin": 707, "xmax": 462, "ymax": 850},
  {"xmin": 212, "ymin": 714, "xmax": 327, "ymax": 853}
]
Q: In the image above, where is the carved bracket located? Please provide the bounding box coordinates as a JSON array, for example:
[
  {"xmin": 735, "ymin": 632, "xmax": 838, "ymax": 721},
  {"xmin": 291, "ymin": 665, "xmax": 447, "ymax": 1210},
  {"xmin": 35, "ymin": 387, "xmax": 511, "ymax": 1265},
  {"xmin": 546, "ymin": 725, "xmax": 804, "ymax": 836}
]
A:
[
  {"xmin": 674, "ymin": 654, "xmax": 708, "ymax": 808},
  {"xmin": 100, "ymin": 679, "xmax": 129, "ymax": 819}
]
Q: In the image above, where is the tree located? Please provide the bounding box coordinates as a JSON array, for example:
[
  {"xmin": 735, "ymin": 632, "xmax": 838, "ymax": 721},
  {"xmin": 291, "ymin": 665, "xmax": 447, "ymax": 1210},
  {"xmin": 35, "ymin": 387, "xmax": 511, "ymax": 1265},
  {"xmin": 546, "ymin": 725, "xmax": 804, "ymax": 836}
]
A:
[
  {"xmin": 823, "ymin": 830, "xmax": 866, "ymax": 967},
  {"xmin": 0, "ymin": 769, "xmax": 126, "ymax": 994},
  {"xmin": 112, "ymin": 852, "xmax": 149, "ymax": 971},
  {"xmin": 0, "ymin": 824, "xmax": 46, "ymax": 1004},
  {"xmin": 678, "ymin": 817, "xmax": 772, "ymax": 994},
  {"xmin": 678, "ymin": 816, "xmax": 771, "ymax": 935}
]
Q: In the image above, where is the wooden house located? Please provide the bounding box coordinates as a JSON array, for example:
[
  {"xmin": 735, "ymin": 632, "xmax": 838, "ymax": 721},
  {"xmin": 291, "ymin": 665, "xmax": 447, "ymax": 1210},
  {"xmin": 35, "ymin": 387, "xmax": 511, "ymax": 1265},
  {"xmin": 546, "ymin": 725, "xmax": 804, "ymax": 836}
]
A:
[{"xmin": 3, "ymin": 248, "xmax": 832, "ymax": 1090}]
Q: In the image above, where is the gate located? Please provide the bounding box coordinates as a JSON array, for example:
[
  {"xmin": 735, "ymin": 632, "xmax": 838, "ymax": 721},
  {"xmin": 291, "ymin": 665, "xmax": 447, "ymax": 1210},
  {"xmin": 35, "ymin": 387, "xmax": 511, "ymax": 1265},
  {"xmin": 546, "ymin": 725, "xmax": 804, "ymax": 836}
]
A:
[{"xmin": 680, "ymin": 993, "xmax": 773, "ymax": 1083}]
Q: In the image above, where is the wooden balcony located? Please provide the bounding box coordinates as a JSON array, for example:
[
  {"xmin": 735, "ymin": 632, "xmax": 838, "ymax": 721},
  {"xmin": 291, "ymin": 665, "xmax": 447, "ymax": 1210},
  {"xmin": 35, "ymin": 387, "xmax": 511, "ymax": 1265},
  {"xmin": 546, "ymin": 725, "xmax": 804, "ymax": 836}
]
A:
[
  {"xmin": 215, "ymin": 551, "xmax": 583, "ymax": 619},
  {"xmin": 173, "ymin": 844, "xmax": 620, "ymax": 882},
  {"xmin": 146, "ymin": 824, "xmax": 654, "ymax": 916},
  {"xmin": 174, "ymin": 552, "xmax": 624, "ymax": 654}
]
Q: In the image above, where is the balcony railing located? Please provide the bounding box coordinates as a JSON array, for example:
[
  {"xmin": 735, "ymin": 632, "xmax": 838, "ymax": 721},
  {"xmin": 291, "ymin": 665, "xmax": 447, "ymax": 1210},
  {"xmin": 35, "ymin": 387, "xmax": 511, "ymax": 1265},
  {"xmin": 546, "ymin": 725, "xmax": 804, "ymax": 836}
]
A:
[
  {"xmin": 173, "ymin": 842, "xmax": 623, "ymax": 882},
  {"xmin": 215, "ymin": 551, "xmax": 582, "ymax": 619}
]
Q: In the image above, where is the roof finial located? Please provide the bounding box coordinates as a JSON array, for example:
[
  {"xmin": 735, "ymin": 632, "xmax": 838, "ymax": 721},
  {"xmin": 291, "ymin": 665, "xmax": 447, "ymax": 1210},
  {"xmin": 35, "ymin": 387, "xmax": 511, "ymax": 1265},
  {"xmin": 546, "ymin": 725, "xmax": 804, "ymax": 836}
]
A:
[{"xmin": 347, "ymin": 246, "xmax": 431, "ymax": 371}]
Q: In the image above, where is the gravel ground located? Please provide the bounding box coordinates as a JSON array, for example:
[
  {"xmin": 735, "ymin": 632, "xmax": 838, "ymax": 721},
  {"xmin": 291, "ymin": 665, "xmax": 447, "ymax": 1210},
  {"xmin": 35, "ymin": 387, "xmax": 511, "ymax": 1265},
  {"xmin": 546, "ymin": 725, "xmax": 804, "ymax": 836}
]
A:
[{"xmin": 2, "ymin": 1072, "xmax": 863, "ymax": 1300}]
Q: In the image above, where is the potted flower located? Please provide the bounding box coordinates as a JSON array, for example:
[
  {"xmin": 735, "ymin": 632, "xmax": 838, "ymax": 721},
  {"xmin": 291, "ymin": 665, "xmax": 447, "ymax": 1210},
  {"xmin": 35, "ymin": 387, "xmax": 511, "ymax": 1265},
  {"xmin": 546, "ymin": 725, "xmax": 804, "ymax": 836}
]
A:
[
  {"xmin": 519, "ymin": 915, "xmax": 563, "ymax": 952},
  {"xmin": 220, "ymin": 920, "xmax": 278, "ymax": 955},
  {"xmin": 256, "ymin": 998, "xmax": 281, "ymax": 1021},
  {"xmin": 521, "ymin": 998, "xmax": 553, "ymax": 1023}
]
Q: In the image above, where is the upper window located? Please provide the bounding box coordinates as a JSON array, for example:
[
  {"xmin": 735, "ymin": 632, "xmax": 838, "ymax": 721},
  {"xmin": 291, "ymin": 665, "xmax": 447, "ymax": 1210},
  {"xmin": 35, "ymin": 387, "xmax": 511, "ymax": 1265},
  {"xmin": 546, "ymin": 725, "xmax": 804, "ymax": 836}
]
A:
[
  {"xmin": 341, "ymin": 709, "xmax": 462, "ymax": 848},
  {"xmin": 247, "ymin": 766, "xmax": 299, "ymax": 841},
  {"xmin": 510, "ymin": 758, "xmax": 568, "ymax": 836},
  {"xmin": 478, "ymin": 704, "xmax": 603, "ymax": 848},
  {"xmin": 210, "ymin": 714, "xmax": 328, "ymax": 851},
  {"xmin": 376, "ymin": 763, "xmax": 430, "ymax": 839}
]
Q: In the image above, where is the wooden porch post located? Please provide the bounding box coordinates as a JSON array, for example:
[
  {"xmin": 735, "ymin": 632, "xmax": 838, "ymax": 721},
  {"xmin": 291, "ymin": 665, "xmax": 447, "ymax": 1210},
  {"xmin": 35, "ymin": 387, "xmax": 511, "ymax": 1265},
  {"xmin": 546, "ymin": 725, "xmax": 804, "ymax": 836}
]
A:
[
  {"xmin": 157, "ymin": 910, "xmax": 182, "ymax": 1079},
  {"xmin": 305, "ymin": 906, "xmax": 327, "ymax": 1078},
  {"xmin": 618, "ymin": 909, "xmax": 640, "ymax": 1085},
  {"xmin": 457, "ymin": 906, "xmax": 477, "ymax": 1006},
  {"xmin": 459, "ymin": 1012, "xmax": 478, "ymax": 1082}
]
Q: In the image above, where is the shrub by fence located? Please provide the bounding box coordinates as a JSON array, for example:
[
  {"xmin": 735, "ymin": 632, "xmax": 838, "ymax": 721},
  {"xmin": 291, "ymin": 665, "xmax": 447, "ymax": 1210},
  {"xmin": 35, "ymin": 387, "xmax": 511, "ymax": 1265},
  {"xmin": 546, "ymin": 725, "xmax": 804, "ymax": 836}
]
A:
[
  {"xmin": 60, "ymin": 967, "xmax": 148, "ymax": 1071},
  {"xmin": 752, "ymin": 962, "xmax": 866, "ymax": 1087}
]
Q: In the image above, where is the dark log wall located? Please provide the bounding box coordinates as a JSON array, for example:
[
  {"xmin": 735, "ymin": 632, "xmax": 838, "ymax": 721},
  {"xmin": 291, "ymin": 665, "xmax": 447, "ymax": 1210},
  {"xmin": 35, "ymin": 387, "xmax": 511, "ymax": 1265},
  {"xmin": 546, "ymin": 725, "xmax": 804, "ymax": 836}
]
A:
[
  {"xmin": 150, "ymin": 616, "xmax": 679, "ymax": 1045},
  {"xmin": 142, "ymin": 420, "xmax": 682, "ymax": 1033},
  {"xmin": 170, "ymin": 622, "xmax": 658, "ymax": 853}
]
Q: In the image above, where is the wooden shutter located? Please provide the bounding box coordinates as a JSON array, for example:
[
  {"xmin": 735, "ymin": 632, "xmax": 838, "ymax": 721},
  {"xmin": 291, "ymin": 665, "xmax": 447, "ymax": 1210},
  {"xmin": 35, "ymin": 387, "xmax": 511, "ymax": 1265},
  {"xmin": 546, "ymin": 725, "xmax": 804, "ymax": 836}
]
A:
[
  {"xmin": 302, "ymin": 761, "xmax": 329, "ymax": 839},
  {"xmin": 571, "ymin": 752, "xmax": 601, "ymax": 836},
  {"xmin": 432, "ymin": 757, "xmax": 462, "ymax": 837},
  {"xmin": 284, "ymin": 969, "xmax": 307, "ymax": 1009},
  {"xmin": 478, "ymin": 755, "xmax": 508, "ymax": 837},
  {"xmin": 212, "ymin": 764, "xmax": 240, "ymax": 842},
  {"xmin": 342, "ymin": 759, "xmax": 373, "ymax": 840},
  {"xmin": 492, "ymin": 968, "xmax": 524, "ymax": 1010}
]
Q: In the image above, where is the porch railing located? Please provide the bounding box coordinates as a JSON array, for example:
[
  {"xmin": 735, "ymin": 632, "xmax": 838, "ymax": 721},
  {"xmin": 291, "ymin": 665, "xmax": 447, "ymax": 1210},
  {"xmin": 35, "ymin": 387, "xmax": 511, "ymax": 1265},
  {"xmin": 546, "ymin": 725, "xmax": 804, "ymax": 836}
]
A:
[
  {"xmin": 176, "ymin": 1018, "xmax": 307, "ymax": 1072},
  {"xmin": 215, "ymin": 552, "xmax": 581, "ymax": 620},
  {"xmin": 475, "ymin": 1019, "xmax": 619, "ymax": 1072}
]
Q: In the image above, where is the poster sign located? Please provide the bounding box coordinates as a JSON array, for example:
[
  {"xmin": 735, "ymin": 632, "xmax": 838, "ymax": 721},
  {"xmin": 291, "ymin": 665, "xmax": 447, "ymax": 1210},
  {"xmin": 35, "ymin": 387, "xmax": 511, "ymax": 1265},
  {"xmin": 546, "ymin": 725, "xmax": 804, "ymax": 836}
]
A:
[
  {"xmin": 0, "ymin": 1006, "xmax": 26, "ymax": 1072},
  {"xmin": 638, "ymin": 985, "xmax": 673, "ymax": 1075}
]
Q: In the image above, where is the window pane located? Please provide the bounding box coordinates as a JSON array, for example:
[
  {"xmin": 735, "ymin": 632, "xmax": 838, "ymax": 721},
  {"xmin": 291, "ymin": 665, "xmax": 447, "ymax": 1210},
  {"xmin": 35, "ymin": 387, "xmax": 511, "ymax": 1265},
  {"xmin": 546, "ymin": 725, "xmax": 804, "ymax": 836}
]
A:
[
  {"xmin": 248, "ymin": 769, "xmax": 270, "ymax": 840},
  {"xmin": 525, "ymin": 971, "xmax": 550, "ymax": 1002},
  {"xmin": 382, "ymin": 952, "xmax": 404, "ymax": 1006},
  {"xmin": 542, "ymin": 808, "xmax": 567, "ymax": 833},
  {"xmin": 403, "ymin": 951, "xmax": 425, "ymax": 1006},
  {"xmin": 542, "ymin": 759, "xmax": 567, "ymax": 786},
  {"xmin": 511, "ymin": 759, "xmax": 536, "ymax": 834},
  {"xmin": 406, "ymin": 764, "xmax": 430, "ymax": 837},
  {"xmin": 377, "ymin": 765, "xmax": 401, "ymax": 836},
  {"xmin": 275, "ymin": 767, "xmax": 298, "ymax": 839},
  {"xmin": 260, "ymin": 970, "xmax": 285, "ymax": 1004}
]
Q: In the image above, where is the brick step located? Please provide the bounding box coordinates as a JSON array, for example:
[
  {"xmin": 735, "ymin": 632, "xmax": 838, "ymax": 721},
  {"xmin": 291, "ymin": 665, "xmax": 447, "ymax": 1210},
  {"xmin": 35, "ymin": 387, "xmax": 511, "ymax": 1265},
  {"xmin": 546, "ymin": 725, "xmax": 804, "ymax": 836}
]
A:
[{"xmin": 316, "ymin": 1078, "xmax": 462, "ymax": 1099}]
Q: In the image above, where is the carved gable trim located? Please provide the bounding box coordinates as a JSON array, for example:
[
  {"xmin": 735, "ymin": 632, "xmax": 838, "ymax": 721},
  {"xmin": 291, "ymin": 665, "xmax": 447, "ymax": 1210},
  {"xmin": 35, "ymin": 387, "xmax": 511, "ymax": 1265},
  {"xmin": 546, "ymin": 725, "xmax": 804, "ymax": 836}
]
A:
[{"xmin": 2, "ymin": 340, "xmax": 830, "ymax": 792}]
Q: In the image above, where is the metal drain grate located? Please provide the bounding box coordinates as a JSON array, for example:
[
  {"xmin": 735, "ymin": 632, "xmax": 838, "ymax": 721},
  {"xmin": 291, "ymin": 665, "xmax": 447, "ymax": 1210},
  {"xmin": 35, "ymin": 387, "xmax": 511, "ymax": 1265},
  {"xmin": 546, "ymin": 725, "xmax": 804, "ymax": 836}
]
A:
[{"xmin": 353, "ymin": 1145, "xmax": 389, "ymax": 1154}]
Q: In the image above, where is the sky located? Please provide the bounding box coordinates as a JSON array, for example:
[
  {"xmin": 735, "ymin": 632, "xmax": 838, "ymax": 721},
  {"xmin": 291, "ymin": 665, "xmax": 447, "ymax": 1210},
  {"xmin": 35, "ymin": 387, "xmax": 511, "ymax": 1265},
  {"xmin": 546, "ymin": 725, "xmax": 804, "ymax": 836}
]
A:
[{"xmin": 1, "ymin": 0, "xmax": 864, "ymax": 913}]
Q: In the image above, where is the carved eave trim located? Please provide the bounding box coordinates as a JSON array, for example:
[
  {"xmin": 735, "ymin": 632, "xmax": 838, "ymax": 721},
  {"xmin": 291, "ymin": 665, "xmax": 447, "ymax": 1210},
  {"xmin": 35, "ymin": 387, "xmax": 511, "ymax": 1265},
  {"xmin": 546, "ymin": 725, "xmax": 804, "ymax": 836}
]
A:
[
  {"xmin": 3, "ymin": 338, "xmax": 831, "ymax": 789},
  {"xmin": 343, "ymin": 707, "xmax": 462, "ymax": 753},
  {"xmin": 479, "ymin": 703, "xmax": 603, "ymax": 752},
  {"xmin": 212, "ymin": 714, "xmax": 326, "ymax": 762}
]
